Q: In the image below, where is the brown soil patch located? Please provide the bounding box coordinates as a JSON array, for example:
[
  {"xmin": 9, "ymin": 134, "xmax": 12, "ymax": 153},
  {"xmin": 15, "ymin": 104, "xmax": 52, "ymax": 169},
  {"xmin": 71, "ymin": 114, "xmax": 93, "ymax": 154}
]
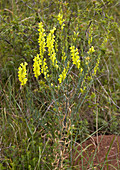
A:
[{"xmin": 73, "ymin": 135, "xmax": 120, "ymax": 169}]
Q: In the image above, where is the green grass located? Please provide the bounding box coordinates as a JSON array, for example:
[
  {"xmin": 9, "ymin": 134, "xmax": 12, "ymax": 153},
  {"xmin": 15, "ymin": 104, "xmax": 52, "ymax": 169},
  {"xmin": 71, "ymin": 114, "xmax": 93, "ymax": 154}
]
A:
[{"xmin": 0, "ymin": 0, "xmax": 120, "ymax": 169}]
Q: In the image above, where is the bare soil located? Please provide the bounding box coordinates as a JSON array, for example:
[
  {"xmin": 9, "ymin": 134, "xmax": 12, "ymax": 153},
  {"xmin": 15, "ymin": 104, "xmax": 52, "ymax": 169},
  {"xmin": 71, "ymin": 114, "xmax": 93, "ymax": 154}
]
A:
[{"xmin": 73, "ymin": 135, "xmax": 120, "ymax": 169}]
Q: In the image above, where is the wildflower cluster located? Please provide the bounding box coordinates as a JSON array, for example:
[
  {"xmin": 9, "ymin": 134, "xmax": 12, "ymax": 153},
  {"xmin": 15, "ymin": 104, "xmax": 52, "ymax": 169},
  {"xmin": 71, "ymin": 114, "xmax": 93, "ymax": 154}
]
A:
[
  {"xmin": 18, "ymin": 62, "xmax": 28, "ymax": 86},
  {"xmin": 18, "ymin": 20, "xmax": 100, "ymax": 92}
]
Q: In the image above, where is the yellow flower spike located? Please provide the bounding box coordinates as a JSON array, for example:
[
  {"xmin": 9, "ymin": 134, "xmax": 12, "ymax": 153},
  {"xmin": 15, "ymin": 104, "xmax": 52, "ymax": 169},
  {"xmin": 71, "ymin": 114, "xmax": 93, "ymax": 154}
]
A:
[
  {"xmin": 18, "ymin": 62, "xmax": 28, "ymax": 86},
  {"xmin": 38, "ymin": 22, "xmax": 46, "ymax": 58},
  {"xmin": 47, "ymin": 27, "xmax": 58, "ymax": 69},
  {"xmin": 57, "ymin": 12, "xmax": 65, "ymax": 25},
  {"xmin": 47, "ymin": 27, "xmax": 56, "ymax": 55},
  {"xmin": 33, "ymin": 54, "xmax": 41, "ymax": 79},
  {"xmin": 70, "ymin": 46, "xmax": 80, "ymax": 69},
  {"xmin": 50, "ymin": 53, "xmax": 58, "ymax": 69},
  {"xmin": 80, "ymin": 68, "xmax": 83, "ymax": 73},
  {"xmin": 61, "ymin": 23, "xmax": 65, "ymax": 30},
  {"xmin": 58, "ymin": 74, "xmax": 63, "ymax": 84},
  {"xmin": 57, "ymin": 12, "xmax": 65, "ymax": 30},
  {"xmin": 50, "ymin": 27, "xmax": 56, "ymax": 34}
]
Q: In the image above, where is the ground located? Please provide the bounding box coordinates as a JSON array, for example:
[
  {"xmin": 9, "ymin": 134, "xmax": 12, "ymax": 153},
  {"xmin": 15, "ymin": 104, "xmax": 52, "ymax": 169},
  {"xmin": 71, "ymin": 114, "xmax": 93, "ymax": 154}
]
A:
[{"xmin": 73, "ymin": 135, "xmax": 120, "ymax": 169}]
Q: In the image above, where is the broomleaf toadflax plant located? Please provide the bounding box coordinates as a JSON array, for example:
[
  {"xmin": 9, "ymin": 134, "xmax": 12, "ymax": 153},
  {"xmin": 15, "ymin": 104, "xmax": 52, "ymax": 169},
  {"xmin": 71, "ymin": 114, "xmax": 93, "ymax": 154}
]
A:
[{"xmin": 17, "ymin": 10, "xmax": 104, "ymax": 169}]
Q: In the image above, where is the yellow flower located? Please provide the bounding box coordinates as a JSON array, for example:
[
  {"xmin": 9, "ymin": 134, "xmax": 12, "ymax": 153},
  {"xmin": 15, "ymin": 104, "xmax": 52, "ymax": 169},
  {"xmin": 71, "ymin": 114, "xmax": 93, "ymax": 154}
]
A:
[
  {"xmin": 85, "ymin": 56, "xmax": 90, "ymax": 65},
  {"xmin": 57, "ymin": 12, "xmax": 65, "ymax": 30},
  {"xmin": 58, "ymin": 62, "xmax": 69, "ymax": 84},
  {"xmin": 18, "ymin": 62, "xmax": 28, "ymax": 86},
  {"xmin": 61, "ymin": 51, "xmax": 67, "ymax": 62},
  {"xmin": 87, "ymin": 46, "xmax": 95, "ymax": 54},
  {"xmin": 41, "ymin": 58, "xmax": 49, "ymax": 79}
]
